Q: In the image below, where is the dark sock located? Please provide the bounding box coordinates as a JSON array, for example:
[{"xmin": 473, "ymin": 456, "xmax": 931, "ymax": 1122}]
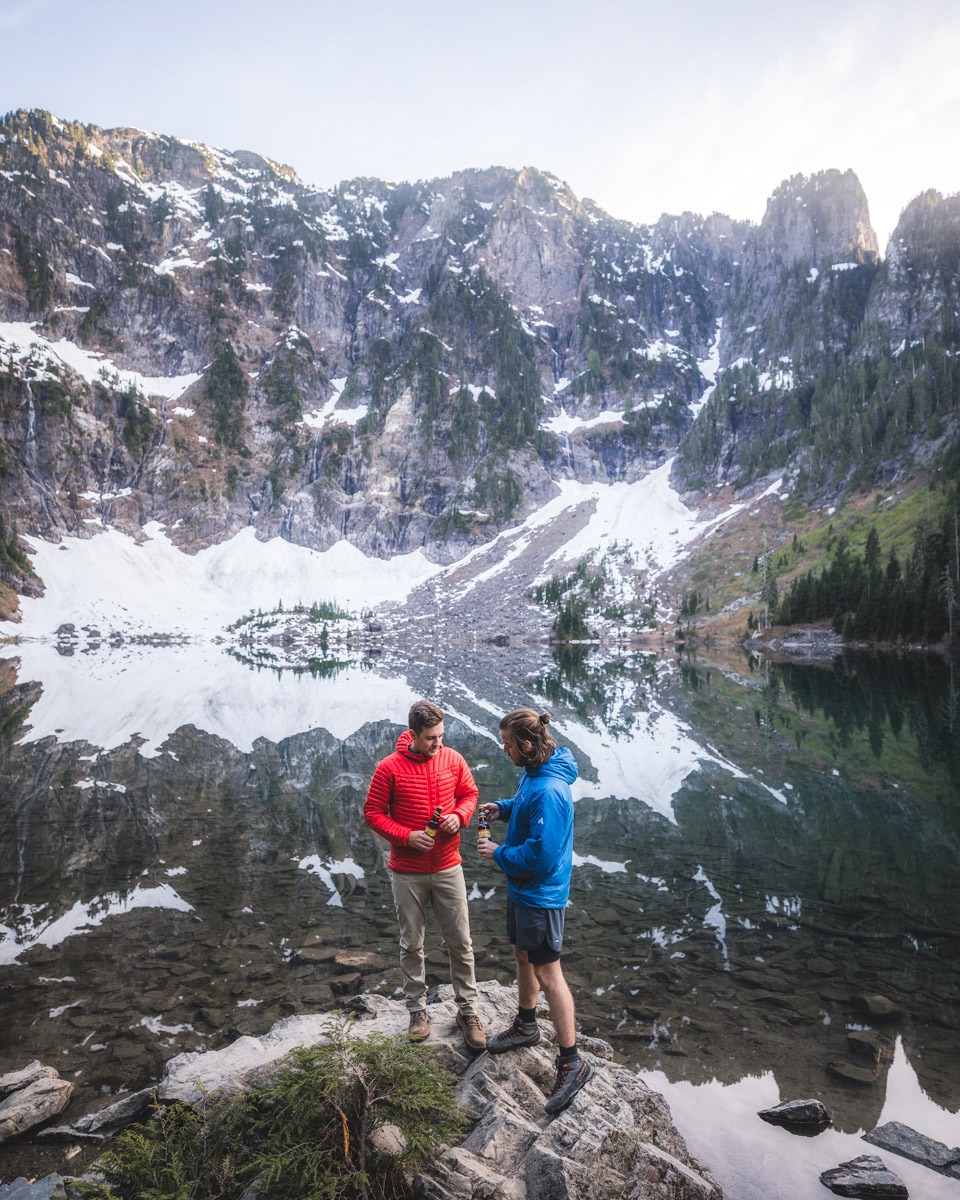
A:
[
  {"xmin": 518, "ymin": 1006, "xmax": 537, "ymax": 1025},
  {"xmin": 558, "ymin": 1043, "xmax": 578, "ymax": 1063}
]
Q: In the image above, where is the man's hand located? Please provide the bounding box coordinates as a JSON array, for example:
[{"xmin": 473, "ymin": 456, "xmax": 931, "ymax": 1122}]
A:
[
  {"xmin": 481, "ymin": 803, "xmax": 500, "ymax": 821},
  {"xmin": 439, "ymin": 814, "xmax": 461, "ymax": 836},
  {"xmin": 477, "ymin": 837, "xmax": 498, "ymax": 860},
  {"xmin": 407, "ymin": 830, "xmax": 435, "ymax": 852}
]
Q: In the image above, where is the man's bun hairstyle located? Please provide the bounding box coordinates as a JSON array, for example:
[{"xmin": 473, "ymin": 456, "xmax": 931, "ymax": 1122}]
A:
[{"xmin": 499, "ymin": 707, "xmax": 557, "ymax": 768}]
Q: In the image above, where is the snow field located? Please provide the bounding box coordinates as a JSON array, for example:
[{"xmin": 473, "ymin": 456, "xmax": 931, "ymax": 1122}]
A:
[{"xmin": 10, "ymin": 523, "xmax": 442, "ymax": 641}]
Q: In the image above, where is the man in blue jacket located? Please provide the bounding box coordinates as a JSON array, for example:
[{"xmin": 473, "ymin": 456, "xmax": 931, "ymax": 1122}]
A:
[{"xmin": 478, "ymin": 707, "xmax": 594, "ymax": 1115}]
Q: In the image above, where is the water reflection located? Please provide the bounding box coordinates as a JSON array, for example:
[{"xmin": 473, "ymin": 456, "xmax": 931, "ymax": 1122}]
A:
[
  {"xmin": 645, "ymin": 1038, "xmax": 960, "ymax": 1200},
  {"xmin": 0, "ymin": 640, "xmax": 958, "ymax": 1194}
]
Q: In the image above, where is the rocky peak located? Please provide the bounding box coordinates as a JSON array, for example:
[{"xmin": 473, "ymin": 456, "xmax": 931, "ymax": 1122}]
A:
[
  {"xmin": 719, "ymin": 169, "xmax": 880, "ymax": 368},
  {"xmin": 866, "ymin": 189, "xmax": 960, "ymax": 349},
  {"xmin": 758, "ymin": 168, "xmax": 878, "ymax": 268}
]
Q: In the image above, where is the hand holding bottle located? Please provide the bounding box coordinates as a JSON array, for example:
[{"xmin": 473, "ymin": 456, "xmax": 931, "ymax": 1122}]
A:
[{"xmin": 477, "ymin": 809, "xmax": 498, "ymax": 859}]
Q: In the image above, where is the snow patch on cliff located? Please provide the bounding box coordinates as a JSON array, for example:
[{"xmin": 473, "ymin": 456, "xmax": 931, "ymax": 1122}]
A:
[
  {"xmin": 542, "ymin": 407, "xmax": 624, "ymax": 433},
  {"xmin": 0, "ymin": 321, "xmax": 202, "ymax": 401},
  {"xmin": 544, "ymin": 458, "xmax": 741, "ymax": 579},
  {"xmin": 690, "ymin": 318, "xmax": 722, "ymax": 417}
]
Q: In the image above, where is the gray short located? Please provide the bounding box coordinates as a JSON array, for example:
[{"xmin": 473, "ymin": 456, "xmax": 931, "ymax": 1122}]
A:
[{"xmin": 506, "ymin": 898, "xmax": 564, "ymax": 964}]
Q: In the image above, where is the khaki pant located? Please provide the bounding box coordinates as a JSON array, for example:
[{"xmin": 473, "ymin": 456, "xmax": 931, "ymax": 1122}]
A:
[{"xmin": 390, "ymin": 865, "xmax": 478, "ymax": 1015}]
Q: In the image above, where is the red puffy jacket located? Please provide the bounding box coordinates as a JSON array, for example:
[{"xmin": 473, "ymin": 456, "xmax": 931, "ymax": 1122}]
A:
[{"xmin": 364, "ymin": 731, "xmax": 478, "ymax": 873}]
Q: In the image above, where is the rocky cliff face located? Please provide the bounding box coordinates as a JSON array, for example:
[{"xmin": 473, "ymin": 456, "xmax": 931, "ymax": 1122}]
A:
[
  {"xmin": 676, "ymin": 172, "xmax": 959, "ymax": 495},
  {"xmin": 721, "ymin": 169, "xmax": 880, "ymax": 369},
  {"xmin": 0, "ymin": 109, "xmax": 738, "ymax": 572},
  {"xmin": 865, "ymin": 189, "xmax": 960, "ymax": 348},
  {"xmin": 1, "ymin": 109, "xmax": 957, "ymax": 602}
]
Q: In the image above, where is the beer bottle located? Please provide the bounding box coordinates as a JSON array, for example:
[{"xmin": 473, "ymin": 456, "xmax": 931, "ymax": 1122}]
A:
[
  {"xmin": 477, "ymin": 810, "xmax": 491, "ymax": 845},
  {"xmin": 425, "ymin": 805, "xmax": 443, "ymax": 839}
]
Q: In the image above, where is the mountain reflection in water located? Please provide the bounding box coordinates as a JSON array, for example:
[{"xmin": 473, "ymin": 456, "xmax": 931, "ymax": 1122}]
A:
[{"xmin": 0, "ymin": 642, "xmax": 958, "ymax": 1196}]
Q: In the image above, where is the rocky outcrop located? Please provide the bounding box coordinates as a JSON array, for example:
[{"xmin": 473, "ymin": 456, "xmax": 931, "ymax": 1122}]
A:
[
  {"xmin": 157, "ymin": 981, "xmax": 720, "ymax": 1200},
  {"xmin": 866, "ymin": 190, "xmax": 960, "ymax": 350},
  {"xmin": 36, "ymin": 1088, "xmax": 155, "ymax": 1144}
]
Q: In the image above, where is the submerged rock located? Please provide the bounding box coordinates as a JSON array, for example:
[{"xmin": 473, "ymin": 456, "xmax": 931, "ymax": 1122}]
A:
[
  {"xmin": 757, "ymin": 1097, "xmax": 831, "ymax": 1131},
  {"xmin": 827, "ymin": 1060, "xmax": 877, "ymax": 1086},
  {"xmin": 0, "ymin": 1077, "xmax": 73, "ymax": 1143},
  {"xmin": 864, "ymin": 1120, "xmax": 960, "ymax": 1178},
  {"xmin": 820, "ymin": 1154, "xmax": 907, "ymax": 1197},
  {"xmin": 846, "ymin": 1029, "xmax": 891, "ymax": 1063},
  {"xmin": 853, "ymin": 995, "xmax": 904, "ymax": 1023}
]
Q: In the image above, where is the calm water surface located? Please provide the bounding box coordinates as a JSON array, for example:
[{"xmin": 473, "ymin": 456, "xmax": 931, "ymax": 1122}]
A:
[{"xmin": 0, "ymin": 640, "xmax": 958, "ymax": 1198}]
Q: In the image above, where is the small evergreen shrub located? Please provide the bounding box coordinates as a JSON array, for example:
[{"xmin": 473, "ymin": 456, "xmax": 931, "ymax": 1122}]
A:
[{"xmin": 82, "ymin": 1018, "xmax": 463, "ymax": 1200}]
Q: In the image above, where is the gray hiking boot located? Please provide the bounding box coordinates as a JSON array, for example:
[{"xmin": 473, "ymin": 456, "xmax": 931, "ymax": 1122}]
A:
[
  {"xmin": 485, "ymin": 1017, "xmax": 540, "ymax": 1054},
  {"xmin": 544, "ymin": 1053, "xmax": 594, "ymax": 1115}
]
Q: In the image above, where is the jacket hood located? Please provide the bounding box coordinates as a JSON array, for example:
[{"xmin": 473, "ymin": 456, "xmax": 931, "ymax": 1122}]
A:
[
  {"xmin": 526, "ymin": 745, "xmax": 578, "ymax": 783},
  {"xmin": 396, "ymin": 730, "xmax": 420, "ymax": 757}
]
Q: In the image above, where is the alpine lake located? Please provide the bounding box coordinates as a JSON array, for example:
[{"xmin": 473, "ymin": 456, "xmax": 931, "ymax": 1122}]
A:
[{"xmin": 1, "ymin": 637, "xmax": 958, "ymax": 1200}]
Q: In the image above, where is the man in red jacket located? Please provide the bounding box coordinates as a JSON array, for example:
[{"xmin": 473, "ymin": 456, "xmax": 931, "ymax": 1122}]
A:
[{"xmin": 364, "ymin": 699, "xmax": 486, "ymax": 1052}]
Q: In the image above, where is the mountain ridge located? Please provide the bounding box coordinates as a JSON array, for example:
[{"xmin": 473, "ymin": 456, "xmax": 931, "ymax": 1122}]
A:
[{"xmin": 1, "ymin": 107, "xmax": 958, "ymax": 640}]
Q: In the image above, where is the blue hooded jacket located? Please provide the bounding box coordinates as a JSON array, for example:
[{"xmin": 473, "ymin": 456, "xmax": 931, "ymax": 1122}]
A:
[{"xmin": 493, "ymin": 746, "xmax": 578, "ymax": 909}]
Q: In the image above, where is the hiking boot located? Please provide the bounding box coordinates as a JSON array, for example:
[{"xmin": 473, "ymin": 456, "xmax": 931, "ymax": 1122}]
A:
[
  {"xmin": 544, "ymin": 1054, "xmax": 595, "ymax": 1115},
  {"xmin": 485, "ymin": 1017, "xmax": 540, "ymax": 1054},
  {"xmin": 407, "ymin": 1010, "xmax": 429, "ymax": 1041},
  {"xmin": 456, "ymin": 1011, "xmax": 486, "ymax": 1053}
]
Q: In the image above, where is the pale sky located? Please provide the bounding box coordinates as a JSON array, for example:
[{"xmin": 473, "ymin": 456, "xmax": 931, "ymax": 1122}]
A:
[{"xmin": 1, "ymin": 0, "xmax": 958, "ymax": 250}]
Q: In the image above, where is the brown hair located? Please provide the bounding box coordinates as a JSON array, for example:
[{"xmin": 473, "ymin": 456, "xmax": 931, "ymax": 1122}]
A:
[
  {"xmin": 499, "ymin": 708, "xmax": 556, "ymax": 769},
  {"xmin": 408, "ymin": 699, "xmax": 444, "ymax": 733}
]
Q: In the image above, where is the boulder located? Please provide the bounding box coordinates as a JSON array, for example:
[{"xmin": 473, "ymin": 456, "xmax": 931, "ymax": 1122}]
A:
[
  {"xmin": 0, "ymin": 1077, "xmax": 73, "ymax": 1143},
  {"xmin": 757, "ymin": 1097, "xmax": 831, "ymax": 1131},
  {"xmin": 36, "ymin": 1087, "xmax": 155, "ymax": 1142},
  {"xmin": 820, "ymin": 1154, "xmax": 907, "ymax": 1197},
  {"xmin": 0, "ymin": 1176, "xmax": 66, "ymax": 1200},
  {"xmin": 0, "ymin": 1063, "xmax": 59, "ymax": 1100},
  {"xmin": 864, "ymin": 1120, "xmax": 960, "ymax": 1178}
]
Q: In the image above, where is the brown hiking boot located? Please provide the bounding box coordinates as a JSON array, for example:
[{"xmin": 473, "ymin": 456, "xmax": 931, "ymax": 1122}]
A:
[
  {"xmin": 408, "ymin": 1010, "xmax": 429, "ymax": 1041},
  {"xmin": 457, "ymin": 1011, "xmax": 486, "ymax": 1053}
]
